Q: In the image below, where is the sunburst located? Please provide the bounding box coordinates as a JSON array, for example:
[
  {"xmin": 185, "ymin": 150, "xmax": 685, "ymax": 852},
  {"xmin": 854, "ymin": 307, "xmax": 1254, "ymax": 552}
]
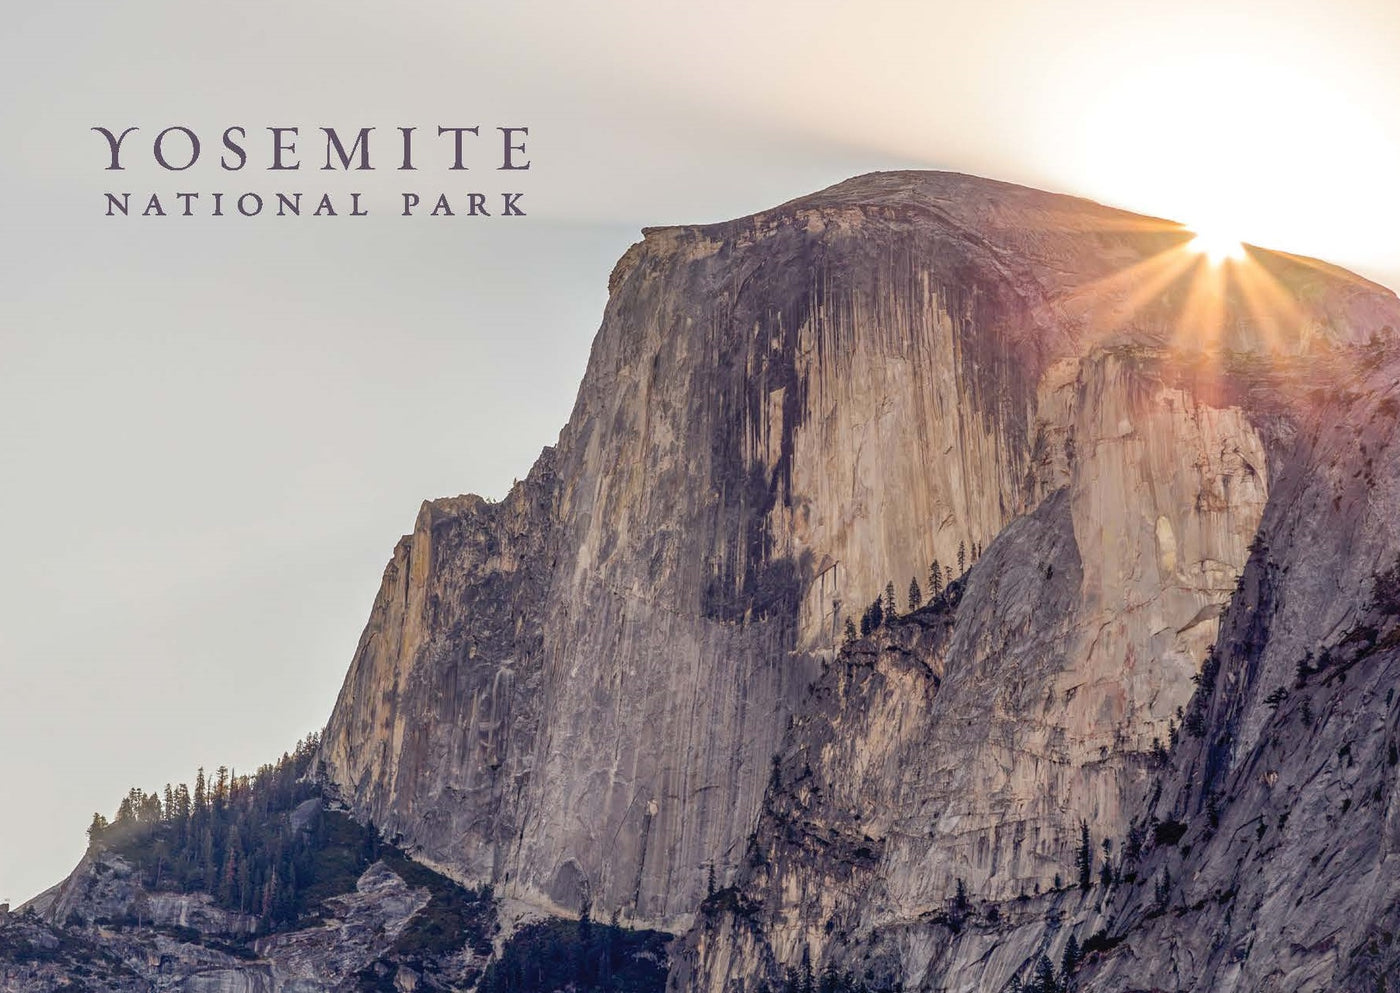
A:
[
  {"xmin": 1188, "ymin": 228, "xmax": 1246, "ymax": 265},
  {"xmin": 1055, "ymin": 218, "xmax": 1310, "ymax": 355}
]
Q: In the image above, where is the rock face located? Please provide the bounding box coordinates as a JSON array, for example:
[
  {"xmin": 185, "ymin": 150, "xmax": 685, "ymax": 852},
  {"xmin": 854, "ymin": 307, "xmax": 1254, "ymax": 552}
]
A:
[
  {"xmin": 316, "ymin": 166, "xmax": 1400, "ymax": 991},
  {"xmin": 249, "ymin": 860, "xmax": 437, "ymax": 993},
  {"xmin": 1, "ymin": 846, "xmax": 486, "ymax": 993},
  {"xmin": 47, "ymin": 851, "xmax": 261, "ymax": 937},
  {"xmin": 679, "ymin": 344, "xmax": 1400, "ymax": 993}
]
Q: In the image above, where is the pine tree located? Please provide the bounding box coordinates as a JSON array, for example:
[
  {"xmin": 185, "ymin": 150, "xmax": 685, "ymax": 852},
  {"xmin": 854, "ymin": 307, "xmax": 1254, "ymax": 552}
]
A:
[
  {"xmin": 844, "ymin": 617, "xmax": 858, "ymax": 642},
  {"xmin": 907, "ymin": 577, "xmax": 922, "ymax": 611},
  {"xmin": 139, "ymin": 790, "xmax": 162, "ymax": 823},
  {"xmin": 883, "ymin": 581, "xmax": 897, "ymax": 617},
  {"xmin": 1075, "ymin": 820, "xmax": 1092, "ymax": 891},
  {"xmin": 1061, "ymin": 934, "xmax": 1080, "ymax": 975},
  {"xmin": 1125, "ymin": 822, "xmax": 1144, "ymax": 864},
  {"xmin": 219, "ymin": 844, "xmax": 238, "ymax": 904},
  {"xmin": 201, "ymin": 823, "xmax": 216, "ymax": 890},
  {"xmin": 949, "ymin": 877, "xmax": 970, "ymax": 932},
  {"xmin": 958, "ymin": 541, "xmax": 967, "ymax": 575},
  {"xmin": 870, "ymin": 597, "xmax": 883, "ymax": 629},
  {"xmin": 928, "ymin": 560, "xmax": 943, "ymax": 597},
  {"xmin": 117, "ymin": 789, "xmax": 138, "ymax": 825},
  {"xmin": 1033, "ymin": 953, "xmax": 1058, "ymax": 993}
]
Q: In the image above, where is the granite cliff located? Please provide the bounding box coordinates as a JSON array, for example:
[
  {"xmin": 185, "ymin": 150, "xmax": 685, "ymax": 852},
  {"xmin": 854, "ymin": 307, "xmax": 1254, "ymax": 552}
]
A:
[
  {"xmin": 11, "ymin": 171, "xmax": 1400, "ymax": 992},
  {"xmin": 317, "ymin": 172, "xmax": 1400, "ymax": 989}
]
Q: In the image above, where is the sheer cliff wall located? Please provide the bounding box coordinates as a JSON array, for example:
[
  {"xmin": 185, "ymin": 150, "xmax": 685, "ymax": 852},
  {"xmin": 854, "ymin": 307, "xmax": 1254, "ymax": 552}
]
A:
[{"xmin": 319, "ymin": 171, "xmax": 1400, "ymax": 974}]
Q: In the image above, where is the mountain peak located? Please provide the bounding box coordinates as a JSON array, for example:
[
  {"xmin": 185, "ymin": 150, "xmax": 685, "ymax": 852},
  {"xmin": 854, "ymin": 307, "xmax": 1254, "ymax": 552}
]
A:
[{"xmin": 13, "ymin": 172, "xmax": 1400, "ymax": 993}]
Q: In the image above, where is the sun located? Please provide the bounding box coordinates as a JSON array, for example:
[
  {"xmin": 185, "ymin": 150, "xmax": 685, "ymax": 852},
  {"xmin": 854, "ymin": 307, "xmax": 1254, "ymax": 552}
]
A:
[{"xmin": 1187, "ymin": 227, "xmax": 1246, "ymax": 265}]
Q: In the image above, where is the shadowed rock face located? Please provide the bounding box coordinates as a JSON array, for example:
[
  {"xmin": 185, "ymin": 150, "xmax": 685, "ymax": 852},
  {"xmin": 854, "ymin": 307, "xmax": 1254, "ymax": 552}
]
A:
[
  {"xmin": 316, "ymin": 171, "xmax": 1400, "ymax": 988},
  {"xmin": 6, "ymin": 850, "xmax": 461, "ymax": 993}
]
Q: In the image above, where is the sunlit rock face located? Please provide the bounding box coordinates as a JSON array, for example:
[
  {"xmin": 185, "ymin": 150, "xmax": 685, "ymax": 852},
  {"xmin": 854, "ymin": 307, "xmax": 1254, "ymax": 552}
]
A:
[
  {"xmin": 320, "ymin": 478, "xmax": 556, "ymax": 888},
  {"xmin": 1074, "ymin": 350, "xmax": 1400, "ymax": 991},
  {"xmin": 318, "ymin": 172, "xmax": 1400, "ymax": 988}
]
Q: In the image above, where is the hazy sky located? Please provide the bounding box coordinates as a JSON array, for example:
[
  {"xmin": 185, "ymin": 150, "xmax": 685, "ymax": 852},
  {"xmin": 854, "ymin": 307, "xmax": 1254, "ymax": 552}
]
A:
[{"xmin": 3, "ymin": 0, "xmax": 1399, "ymax": 905}]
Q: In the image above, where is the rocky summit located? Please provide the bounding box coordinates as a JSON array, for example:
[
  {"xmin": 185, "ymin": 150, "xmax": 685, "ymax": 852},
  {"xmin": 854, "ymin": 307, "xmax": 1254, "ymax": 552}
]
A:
[{"xmin": 8, "ymin": 171, "xmax": 1400, "ymax": 992}]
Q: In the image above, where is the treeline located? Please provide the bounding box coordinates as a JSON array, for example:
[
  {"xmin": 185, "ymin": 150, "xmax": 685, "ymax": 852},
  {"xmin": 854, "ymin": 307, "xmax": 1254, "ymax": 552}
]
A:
[
  {"xmin": 846, "ymin": 541, "xmax": 982, "ymax": 640},
  {"xmin": 85, "ymin": 733, "xmax": 366, "ymax": 931},
  {"xmin": 479, "ymin": 910, "xmax": 669, "ymax": 993},
  {"xmin": 756, "ymin": 964, "xmax": 870, "ymax": 993}
]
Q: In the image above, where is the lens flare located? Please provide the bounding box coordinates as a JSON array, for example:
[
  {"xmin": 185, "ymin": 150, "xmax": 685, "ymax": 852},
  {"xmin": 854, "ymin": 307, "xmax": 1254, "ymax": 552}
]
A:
[
  {"xmin": 1053, "ymin": 211, "xmax": 1315, "ymax": 357},
  {"xmin": 1188, "ymin": 228, "xmax": 1246, "ymax": 265}
]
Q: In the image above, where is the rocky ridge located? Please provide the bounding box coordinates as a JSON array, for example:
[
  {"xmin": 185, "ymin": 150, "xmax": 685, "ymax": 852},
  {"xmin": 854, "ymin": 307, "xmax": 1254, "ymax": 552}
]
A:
[{"xmin": 1, "ymin": 804, "xmax": 496, "ymax": 993}]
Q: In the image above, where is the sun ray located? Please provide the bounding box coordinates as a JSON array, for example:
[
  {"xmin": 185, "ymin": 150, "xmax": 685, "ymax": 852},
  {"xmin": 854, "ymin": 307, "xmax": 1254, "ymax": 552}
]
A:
[
  {"xmin": 1018, "ymin": 200, "xmax": 1349, "ymax": 363},
  {"xmin": 1174, "ymin": 253, "xmax": 1228, "ymax": 352},
  {"xmin": 1229, "ymin": 248, "xmax": 1310, "ymax": 352},
  {"xmin": 1059, "ymin": 236, "xmax": 1200, "ymax": 337}
]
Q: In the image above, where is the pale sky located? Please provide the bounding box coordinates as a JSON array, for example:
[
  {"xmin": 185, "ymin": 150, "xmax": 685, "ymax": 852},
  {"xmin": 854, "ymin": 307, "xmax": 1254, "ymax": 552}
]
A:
[{"xmin": 3, "ymin": 0, "xmax": 1399, "ymax": 905}]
